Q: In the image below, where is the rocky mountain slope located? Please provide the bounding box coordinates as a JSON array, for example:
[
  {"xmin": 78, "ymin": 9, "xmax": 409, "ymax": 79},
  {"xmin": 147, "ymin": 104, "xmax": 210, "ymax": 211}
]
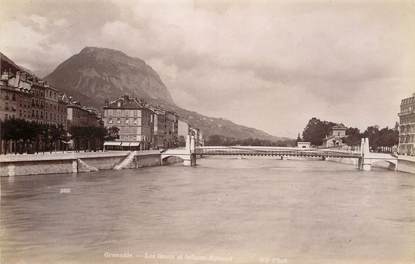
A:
[
  {"xmin": 45, "ymin": 47, "xmax": 286, "ymax": 141},
  {"xmin": 45, "ymin": 47, "xmax": 174, "ymax": 107},
  {"xmin": 0, "ymin": 52, "xmax": 35, "ymax": 76}
]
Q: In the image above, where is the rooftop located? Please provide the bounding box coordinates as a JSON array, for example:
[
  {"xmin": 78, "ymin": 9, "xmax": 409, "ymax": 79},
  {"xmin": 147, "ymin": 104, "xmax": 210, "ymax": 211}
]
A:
[{"xmin": 104, "ymin": 95, "xmax": 146, "ymax": 109}]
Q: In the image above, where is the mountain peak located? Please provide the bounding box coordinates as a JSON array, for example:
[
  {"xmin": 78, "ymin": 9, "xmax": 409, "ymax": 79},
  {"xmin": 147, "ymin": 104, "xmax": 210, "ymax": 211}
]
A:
[
  {"xmin": 77, "ymin": 46, "xmax": 145, "ymax": 65},
  {"xmin": 79, "ymin": 46, "xmax": 127, "ymax": 57},
  {"xmin": 45, "ymin": 47, "xmax": 175, "ymax": 107}
]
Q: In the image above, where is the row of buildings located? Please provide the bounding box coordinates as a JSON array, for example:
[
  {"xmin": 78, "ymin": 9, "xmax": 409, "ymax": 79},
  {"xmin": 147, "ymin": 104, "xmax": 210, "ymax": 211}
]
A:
[
  {"xmin": 0, "ymin": 57, "xmax": 202, "ymax": 151},
  {"xmin": 0, "ymin": 72, "xmax": 102, "ymax": 130},
  {"xmin": 102, "ymin": 95, "xmax": 203, "ymax": 150}
]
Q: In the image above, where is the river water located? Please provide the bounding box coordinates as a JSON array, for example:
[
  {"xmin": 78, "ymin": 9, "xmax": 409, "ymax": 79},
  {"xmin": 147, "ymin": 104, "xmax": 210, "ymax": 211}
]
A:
[{"xmin": 1, "ymin": 158, "xmax": 414, "ymax": 264}]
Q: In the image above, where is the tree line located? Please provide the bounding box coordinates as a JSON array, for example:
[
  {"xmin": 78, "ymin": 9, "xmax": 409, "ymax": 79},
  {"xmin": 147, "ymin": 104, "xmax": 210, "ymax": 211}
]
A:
[
  {"xmin": 300, "ymin": 117, "xmax": 399, "ymax": 150},
  {"xmin": 0, "ymin": 118, "xmax": 120, "ymax": 154},
  {"xmin": 205, "ymin": 134, "xmax": 296, "ymax": 147}
]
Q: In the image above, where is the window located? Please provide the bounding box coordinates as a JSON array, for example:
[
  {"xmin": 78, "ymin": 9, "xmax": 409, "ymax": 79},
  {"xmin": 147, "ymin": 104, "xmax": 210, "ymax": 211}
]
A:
[{"xmin": 12, "ymin": 94, "xmax": 16, "ymax": 101}]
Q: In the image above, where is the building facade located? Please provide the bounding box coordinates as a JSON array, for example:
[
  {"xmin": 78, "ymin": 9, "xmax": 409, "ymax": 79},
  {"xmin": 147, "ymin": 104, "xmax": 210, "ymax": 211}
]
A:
[
  {"xmin": 0, "ymin": 71, "xmax": 67, "ymax": 128},
  {"xmin": 165, "ymin": 111, "xmax": 178, "ymax": 148},
  {"xmin": 67, "ymin": 103, "xmax": 100, "ymax": 129},
  {"xmin": 398, "ymin": 93, "xmax": 415, "ymax": 155},
  {"xmin": 178, "ymin": 119, "xmax": 204, "ymax": 147},
  {"xmin": 0, "ymin": 73, "xmax": 32, "ymax": 121},
  {"xmin": 151, "ymin": 108, "xmax": 167, "ymax": 148},
  {"xmin": 178, "ymin": 119, "xmax": 189, "ymax": 138},
  {"xmin": 322, "ymin": 124, "xmax": 347, "ymax": 148},
  {"xmin": 297, "ymin": 142, "xmax": 311, "ymax": 149},
  {"xmin": 103, "ymin": 95, "xmax": 154, "ymax": 150},
  {"xmin": 44, "ymin": 84, "xmax": 67, "ymax": 129}
]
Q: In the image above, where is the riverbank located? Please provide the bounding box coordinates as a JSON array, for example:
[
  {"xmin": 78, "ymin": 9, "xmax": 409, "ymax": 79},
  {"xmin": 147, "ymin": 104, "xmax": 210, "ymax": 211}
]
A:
[
  {"xmin": 397, "ymin": 155, "xmax": 415, "ymax": 174},
  {"xmin": 206, "ymin": 155, "xmax": 415, "ymax": 173},
  {"xmin": 2, "ymin": 152, "xmax": 415, "ymax": 176},
  {"xmin": 0, "ymin": 151, "xmax": 161, "ymax": 177}
]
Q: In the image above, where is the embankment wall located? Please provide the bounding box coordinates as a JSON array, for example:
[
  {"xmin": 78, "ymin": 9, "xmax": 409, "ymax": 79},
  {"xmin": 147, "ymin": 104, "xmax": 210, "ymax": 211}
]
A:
[{"xmin": 0, "ymin": 151, "xmax": 162, "ymax": 177}]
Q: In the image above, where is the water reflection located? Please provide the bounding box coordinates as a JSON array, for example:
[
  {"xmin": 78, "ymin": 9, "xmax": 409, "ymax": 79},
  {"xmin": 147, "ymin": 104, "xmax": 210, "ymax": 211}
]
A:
[{"xmin": 1, "ymin": 159, "xmax": 414, "ymax": 264}]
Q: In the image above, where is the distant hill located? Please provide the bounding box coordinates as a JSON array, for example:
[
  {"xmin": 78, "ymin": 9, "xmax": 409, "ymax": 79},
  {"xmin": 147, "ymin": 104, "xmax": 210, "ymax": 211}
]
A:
[{"xmin": 44, "ymin": 47, "xmax": 287, "ymax": 141}]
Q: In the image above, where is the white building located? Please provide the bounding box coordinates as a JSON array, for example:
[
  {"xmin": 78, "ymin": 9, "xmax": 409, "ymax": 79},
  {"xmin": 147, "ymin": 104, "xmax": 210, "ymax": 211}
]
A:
[{"xmin": 297, "ymin": 142, "xmax": 311, "ymax": 149}]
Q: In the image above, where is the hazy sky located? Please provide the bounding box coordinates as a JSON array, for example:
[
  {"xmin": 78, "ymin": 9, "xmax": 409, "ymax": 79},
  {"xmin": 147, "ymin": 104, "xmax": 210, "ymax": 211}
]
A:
[{"xmin": 1, "ymin": 0, "xmax": 414, "ymax": 137}]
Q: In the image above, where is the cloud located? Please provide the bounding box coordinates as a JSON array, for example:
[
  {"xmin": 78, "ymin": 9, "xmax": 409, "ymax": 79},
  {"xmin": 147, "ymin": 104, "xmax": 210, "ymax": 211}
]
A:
[{"xmin": 0, "ymin": 0, "xmax": 414, "ymax": 137}]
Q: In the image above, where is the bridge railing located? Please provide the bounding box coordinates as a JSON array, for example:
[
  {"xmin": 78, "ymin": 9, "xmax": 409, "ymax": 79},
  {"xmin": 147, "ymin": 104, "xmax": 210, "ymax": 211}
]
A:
[{"xmin": 195, "ymin": 147, "xmax": 361, "ymax": 158}]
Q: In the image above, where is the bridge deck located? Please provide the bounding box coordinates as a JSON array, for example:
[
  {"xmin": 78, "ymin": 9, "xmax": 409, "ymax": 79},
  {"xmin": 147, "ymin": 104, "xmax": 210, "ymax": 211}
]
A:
[{"xmin": 195, "ymin": 148, "xmax": 361, "ymax": 158}]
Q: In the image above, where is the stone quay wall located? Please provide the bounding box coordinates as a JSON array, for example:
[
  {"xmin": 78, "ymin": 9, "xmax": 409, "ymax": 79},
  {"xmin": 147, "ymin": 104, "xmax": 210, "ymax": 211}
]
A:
[
  {"xmin": 0, "ymin": 151, "xmax": 162, "ymax": 177},
  {"xmin": 397, "ymin": 156, "xmax": 415, "ymax": 174},
  {"xmin": 129, "ymin": 153, "xmax": 162, "ymax": 168}
]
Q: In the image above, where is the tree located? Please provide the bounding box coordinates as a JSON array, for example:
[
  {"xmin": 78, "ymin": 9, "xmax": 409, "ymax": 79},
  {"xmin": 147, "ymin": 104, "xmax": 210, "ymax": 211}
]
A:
[
  {"xmin": 378, "ymin": 127, "xmax": 398, "ymax": 147},
  {"xmin": 0, "ymin": 119, "xmax": 68, "ymax": 154},
  {"xmin": 206, "ymin": 135, "xmax": 224, "ymax": 146},
  {"xmin": 105, "ymin": 126, "xmax": 120, "ymax": 141},
  {"xmin": 205, "ymin": 134, "xmax": 296, "ymax": 147},
  {"xmin": 343, "ymin": 127, "xmax": 361, "ymax": 146},
  {"xmin": 302, "ymin": 117, "xmax": 336, "ymax": 146},
  {"xmin": 362, "ymin": 125, "xmax": 380, "ymax": 149}
]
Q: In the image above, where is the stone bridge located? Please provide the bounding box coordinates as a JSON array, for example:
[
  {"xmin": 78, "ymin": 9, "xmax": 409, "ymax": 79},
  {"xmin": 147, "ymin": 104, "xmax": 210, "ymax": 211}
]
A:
[
  {"xmin": 161, "ymin": 135, "xmax": 197, "ymax": 166},
  {"xmin": 358, "ymin": 138, "xmax": 398, "ymax": 171}
]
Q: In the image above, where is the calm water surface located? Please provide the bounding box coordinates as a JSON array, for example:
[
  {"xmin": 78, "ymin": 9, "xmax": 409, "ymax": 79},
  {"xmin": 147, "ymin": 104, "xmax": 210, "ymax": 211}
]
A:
[{"xmin": 1, "ymin": 159, "xmax": 414, "ymax": 264}]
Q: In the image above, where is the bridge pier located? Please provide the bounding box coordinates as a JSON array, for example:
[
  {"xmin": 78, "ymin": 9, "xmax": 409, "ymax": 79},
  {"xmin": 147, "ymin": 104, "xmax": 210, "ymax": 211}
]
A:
[
  {"xmin": 183, "ymin": 153, "xmax": 197, "ymax": 166},
  {"xmin": 161, "ymin": 135, "xmax": 197, "ymax": 167},
  {"xmin": 362, "ymin": 162, "xmax": 372, "ymax": 171},
  {"xmin": 360, "ymin": 138, "xmax": 372, "ymax": 171}
]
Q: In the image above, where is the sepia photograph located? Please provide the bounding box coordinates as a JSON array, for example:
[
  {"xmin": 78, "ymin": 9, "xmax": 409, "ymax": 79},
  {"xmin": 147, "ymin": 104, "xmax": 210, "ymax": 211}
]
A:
[{"xmin": 0, "ymin": 0, "xmax": 414, "ymax": 263}]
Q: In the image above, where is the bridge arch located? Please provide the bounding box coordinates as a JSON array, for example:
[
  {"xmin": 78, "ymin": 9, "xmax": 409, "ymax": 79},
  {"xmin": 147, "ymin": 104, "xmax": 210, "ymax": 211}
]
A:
[
  {"xmin": 366, "ymin": 158, "xmax": 398, "ymax": 170},
  {"xmin": 161, "ymin": 155, "xmax": 185, "ymax": 165}
]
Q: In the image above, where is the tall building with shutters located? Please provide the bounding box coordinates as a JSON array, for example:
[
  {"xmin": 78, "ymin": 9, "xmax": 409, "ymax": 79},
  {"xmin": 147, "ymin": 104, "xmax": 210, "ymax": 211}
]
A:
[
  {"xmin": 103, "ymin": 95, "xmax": 154, "ymax": 150},
  {"xmin": 398, "ymin": 93, "xmax": 415, "ymax": 155}
]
